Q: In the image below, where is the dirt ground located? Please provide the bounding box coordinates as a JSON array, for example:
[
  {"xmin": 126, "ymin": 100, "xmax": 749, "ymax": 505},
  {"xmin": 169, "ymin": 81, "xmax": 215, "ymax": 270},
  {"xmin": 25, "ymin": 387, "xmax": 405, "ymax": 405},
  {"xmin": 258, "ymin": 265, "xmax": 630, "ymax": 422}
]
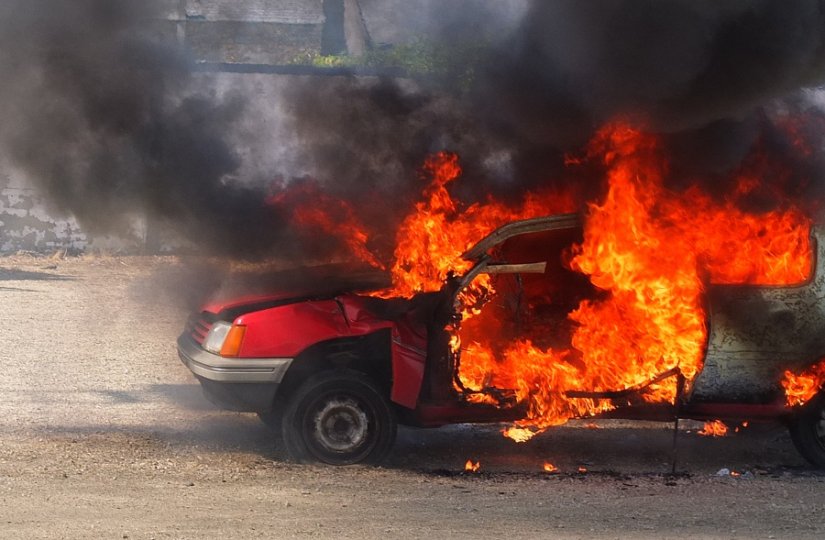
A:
[{"xmin": 1, "ymin": 254, "xmax": 823, "ymax": 540}]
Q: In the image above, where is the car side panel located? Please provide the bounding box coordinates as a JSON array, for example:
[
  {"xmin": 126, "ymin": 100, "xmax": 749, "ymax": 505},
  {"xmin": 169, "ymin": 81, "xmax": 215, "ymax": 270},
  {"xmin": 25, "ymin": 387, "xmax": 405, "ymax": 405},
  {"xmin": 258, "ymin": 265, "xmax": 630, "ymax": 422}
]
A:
[
  {"xmin": 692, "ymin": 228, "xmax": 825, "ymax": 402},
  {"xmin": 337, "ymin": 295, "xmax": 428, "ymax": 409},
  {"xmin": 234, "ymin": 295, "xmax": 428, "ymax": 410},
  {"xmin": 390, "ymin": 317, "xmax": 428, "ymax": 409}
]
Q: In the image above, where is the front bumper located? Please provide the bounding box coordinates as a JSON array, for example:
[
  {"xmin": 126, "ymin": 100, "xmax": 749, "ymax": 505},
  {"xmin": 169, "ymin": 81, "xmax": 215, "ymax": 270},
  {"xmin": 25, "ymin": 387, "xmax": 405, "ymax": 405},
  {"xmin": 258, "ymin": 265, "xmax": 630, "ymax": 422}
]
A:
[
  {"xmin": 177, "ymin": 333, "xmax": 294, "ymax": 411},
  {"xmin": 177, "ymin": 333, "xmax": 293, "ymax": 383}
]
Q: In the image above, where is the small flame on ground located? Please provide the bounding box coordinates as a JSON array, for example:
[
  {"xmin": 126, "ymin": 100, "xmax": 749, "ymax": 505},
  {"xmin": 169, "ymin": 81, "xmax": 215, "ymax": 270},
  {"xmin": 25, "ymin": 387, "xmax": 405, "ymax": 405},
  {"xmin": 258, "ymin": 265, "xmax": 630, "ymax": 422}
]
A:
[
  {"xmin": 543, "ymin": 462, "xmax": 559, "ymax": 473},
  {"xmin": 502, "ymin": 426, "xmax": 536, "ymax": 443},
  {"xmin": 464, "ymin": 459, "xmax": 480, "ymax": 472},
  {"xmin": 734, "ymin": 421, "xmax": 749, "ymax": 433},
  {"xmin": 577, "ymin": 466, "xmax": 588, "ymax": 474},
  {"xmin": 698, "ymin": 420, "xmax": 729, "ymax": 437},
  {"xmin": 782, "ymin": 359, "xmax": 825, "ymax": 407}
]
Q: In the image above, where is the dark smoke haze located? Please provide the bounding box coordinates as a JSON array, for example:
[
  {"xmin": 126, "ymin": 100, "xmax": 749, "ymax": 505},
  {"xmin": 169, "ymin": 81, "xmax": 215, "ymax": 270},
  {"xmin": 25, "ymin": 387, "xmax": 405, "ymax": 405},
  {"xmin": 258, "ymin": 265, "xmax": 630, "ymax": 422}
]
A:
[
  {"xmin": 294, "ymin": 0, "xmax": 825, "ymax": 205},
  {"xmin": 0, "ymin": 0, "xmax": 289, "ymax": 257},
  {"xmin": 1, "ymin": 0, "xmax": 825, "ymax": 261}
]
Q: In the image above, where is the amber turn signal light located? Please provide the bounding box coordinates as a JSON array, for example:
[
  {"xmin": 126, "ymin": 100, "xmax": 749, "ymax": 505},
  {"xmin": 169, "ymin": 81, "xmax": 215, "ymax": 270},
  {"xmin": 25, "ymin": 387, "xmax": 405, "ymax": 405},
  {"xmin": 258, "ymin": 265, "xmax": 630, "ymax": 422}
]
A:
[{"xmin": 219, "ymin": 325, "xmax": 247, "ymax": 357}]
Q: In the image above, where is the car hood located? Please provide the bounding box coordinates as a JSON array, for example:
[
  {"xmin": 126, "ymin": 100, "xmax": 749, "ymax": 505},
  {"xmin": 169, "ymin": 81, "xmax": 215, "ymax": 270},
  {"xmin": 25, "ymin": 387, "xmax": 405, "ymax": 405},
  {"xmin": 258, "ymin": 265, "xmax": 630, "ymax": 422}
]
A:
[{"xmin": 200, "ymin": 263, "xmax": 391, "ymax": 320}]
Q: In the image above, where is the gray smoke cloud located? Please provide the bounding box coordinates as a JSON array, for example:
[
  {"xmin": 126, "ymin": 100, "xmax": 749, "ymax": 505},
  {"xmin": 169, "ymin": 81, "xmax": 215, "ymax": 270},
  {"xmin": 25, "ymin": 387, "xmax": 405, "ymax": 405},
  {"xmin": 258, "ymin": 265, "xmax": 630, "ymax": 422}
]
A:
[
  {"xmin": 0, "ymin": 0, "xmax": 293, "ymax": 257},
  {"xmin": 1, "ymin": 0, "xmax": 824, "ymax": 261}
]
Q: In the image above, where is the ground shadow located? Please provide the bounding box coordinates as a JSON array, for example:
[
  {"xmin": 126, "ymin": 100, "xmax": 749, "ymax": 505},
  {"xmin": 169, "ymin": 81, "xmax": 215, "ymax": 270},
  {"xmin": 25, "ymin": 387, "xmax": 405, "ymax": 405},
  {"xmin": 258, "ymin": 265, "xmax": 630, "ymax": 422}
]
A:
[
  {"xmin": 22, "ymin": 416, "xmax": 815, "ymax": 476},
  {"xmin": 0, "ymin": 285, "xmax": 39, "ymax": 292},
  {"xmin": 0, "ymin": 268, "xmax": 73, "ymax": 281},
  {"xmin": 382, "ymin": 421, "xmax": 810, "ymax": 475},
  {"xmin": 148, "ymin": 383, "xmax": 222, "ymax": 412}
]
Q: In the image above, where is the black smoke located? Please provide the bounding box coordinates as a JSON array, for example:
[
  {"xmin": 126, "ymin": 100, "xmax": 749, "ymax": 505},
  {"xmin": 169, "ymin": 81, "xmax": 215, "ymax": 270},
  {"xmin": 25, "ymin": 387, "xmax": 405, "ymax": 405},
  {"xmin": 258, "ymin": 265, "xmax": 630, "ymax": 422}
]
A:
[
  {"xmin": 0, "ymin": 0, "xmax": 291, "ymax": 258},
  {"xmin": 484, "ymin": 0, "xmax": 825, "ymax": 188},
  {"xmin": 1, "ymin": 1, "xmax": 825, "ymax": 261},
  {"xmin": 289, "ymin": 0, "xmax": 825, "ymax": 208}
]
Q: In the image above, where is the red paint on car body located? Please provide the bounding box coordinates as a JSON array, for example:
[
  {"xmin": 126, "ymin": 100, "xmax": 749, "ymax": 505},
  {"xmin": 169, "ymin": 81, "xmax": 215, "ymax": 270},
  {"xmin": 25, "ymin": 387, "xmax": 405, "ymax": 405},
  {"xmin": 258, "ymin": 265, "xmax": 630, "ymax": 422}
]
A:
[
  {"xmin": 235, "ymin": 300, "xmax": 349, "ymax": 357},
  {"xmin": 226, "ymin": 294, "xmax": 428, "ymax": 409}
]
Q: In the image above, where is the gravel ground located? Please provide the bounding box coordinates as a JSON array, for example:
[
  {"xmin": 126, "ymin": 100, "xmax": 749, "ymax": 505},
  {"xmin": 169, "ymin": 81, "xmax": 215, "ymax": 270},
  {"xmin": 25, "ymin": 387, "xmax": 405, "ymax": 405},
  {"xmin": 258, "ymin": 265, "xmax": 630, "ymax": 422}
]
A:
[{"xmin": 1, "ymin": 255, "xmax": 823, "ymax": 539}]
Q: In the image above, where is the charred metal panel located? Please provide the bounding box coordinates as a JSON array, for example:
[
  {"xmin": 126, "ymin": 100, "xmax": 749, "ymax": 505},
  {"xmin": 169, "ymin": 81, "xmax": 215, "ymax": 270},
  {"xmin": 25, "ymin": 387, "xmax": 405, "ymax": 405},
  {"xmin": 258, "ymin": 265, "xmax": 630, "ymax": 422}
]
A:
[{"xmin": 691, "ymin": 226, "xmax": 825, "ymax": 402}]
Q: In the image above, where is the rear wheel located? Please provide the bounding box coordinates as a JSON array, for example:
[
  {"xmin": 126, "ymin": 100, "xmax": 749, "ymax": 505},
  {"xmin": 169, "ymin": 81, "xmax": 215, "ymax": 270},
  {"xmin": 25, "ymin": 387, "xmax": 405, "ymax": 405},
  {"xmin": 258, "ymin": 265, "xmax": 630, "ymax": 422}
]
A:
[
  {"xmin": 788, "ymin": 392, "xmax": 825, "ymax": 469},
  {"xmin": 281, "ymin": 369, "xmax": 397, "ymax": 465}
]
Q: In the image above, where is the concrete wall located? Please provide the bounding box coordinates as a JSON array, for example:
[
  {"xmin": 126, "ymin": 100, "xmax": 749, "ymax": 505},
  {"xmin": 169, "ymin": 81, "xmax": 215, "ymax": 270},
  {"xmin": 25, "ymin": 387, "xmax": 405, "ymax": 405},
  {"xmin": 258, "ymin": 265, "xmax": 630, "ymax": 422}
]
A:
[
  {"xmin": 0, "ymin": 177, "xmax": 87, "ymax": 253},
  {"xmin": 182, "ymin": 0, "xmax": 324, "ymax": 23},
  {"xmin": 170, "ymin": 0, "xmax": 325, "ymax": 65},
  {"xmin": 185, "ymin": 20, "xmax": 322, "ymax": 64}
]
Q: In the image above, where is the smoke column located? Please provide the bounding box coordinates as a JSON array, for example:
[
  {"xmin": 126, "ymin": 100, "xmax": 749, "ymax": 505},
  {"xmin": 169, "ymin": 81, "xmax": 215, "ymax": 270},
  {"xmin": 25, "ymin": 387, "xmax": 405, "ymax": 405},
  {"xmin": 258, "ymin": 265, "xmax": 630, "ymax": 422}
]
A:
[{"xmin": 1, "ymin": 0, "xmax": 825, "ymax": 260}]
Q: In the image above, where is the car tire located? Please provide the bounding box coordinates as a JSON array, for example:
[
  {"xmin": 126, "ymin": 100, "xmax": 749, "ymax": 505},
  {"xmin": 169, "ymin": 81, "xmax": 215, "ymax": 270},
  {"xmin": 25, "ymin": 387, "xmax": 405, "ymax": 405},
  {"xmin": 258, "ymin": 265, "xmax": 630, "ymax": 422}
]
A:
[
  {"xmin": 280, "ymin": 369, "xmax": 397, "ymax": 465},
  {"xmin": 788, "ymin": 391, "xmax": 825, "ymax": 469}
]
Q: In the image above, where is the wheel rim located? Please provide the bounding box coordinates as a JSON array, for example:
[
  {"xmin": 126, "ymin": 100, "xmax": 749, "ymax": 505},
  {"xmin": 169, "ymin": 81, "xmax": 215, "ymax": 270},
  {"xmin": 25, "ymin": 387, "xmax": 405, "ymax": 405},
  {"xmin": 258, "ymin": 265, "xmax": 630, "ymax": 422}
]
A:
[{"xmin": 306, "ymin": 394, "xmax": 374, "ymax": 459}]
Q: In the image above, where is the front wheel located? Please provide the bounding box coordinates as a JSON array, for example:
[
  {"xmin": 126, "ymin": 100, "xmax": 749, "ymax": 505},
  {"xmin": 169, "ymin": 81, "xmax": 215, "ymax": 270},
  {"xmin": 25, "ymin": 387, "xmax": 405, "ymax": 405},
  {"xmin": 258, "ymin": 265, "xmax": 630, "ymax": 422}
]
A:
[
  {"xmin": 788, "ymin": 392, "xmax": 825, "ymax": 469},
  {"xmin": 281, "ymin": 369, "xmax": 397, "ymax": 465}
]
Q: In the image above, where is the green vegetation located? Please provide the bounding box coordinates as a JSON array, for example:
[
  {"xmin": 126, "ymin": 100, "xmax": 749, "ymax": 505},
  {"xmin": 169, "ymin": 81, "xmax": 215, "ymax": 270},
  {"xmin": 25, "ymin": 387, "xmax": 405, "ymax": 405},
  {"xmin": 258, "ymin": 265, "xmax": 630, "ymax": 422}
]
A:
[{"xmin": 291, "ymin": 37, "xmax": 491, "ymax": 92}]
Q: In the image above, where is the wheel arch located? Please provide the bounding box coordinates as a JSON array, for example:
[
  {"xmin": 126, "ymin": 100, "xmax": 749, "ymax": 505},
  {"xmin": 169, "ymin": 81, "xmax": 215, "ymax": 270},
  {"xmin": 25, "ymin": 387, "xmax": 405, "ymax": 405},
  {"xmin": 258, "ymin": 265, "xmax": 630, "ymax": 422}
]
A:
[{"xmin": 275, "ymin": 329, "xmax": 394, "ymax": 406}]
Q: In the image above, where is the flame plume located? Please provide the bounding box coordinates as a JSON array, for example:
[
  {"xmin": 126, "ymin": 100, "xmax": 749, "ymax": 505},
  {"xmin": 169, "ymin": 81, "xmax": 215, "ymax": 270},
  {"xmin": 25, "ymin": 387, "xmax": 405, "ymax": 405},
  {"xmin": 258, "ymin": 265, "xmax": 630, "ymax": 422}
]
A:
[{"xmin": 378, "ymin": 122, "xmax": 812, "ymax": 441}]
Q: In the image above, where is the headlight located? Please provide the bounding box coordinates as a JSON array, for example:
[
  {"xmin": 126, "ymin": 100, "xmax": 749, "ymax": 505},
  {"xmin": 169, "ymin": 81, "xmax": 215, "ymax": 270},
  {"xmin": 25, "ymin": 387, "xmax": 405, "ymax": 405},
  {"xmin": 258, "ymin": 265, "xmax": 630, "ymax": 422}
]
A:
[
  {"xmin": 203, "ymin": 322, "xmax": 232, "ymax": 354},
  {"xmin": 203, "ymin": 321, "xmax": 247, "ymax": 357}
]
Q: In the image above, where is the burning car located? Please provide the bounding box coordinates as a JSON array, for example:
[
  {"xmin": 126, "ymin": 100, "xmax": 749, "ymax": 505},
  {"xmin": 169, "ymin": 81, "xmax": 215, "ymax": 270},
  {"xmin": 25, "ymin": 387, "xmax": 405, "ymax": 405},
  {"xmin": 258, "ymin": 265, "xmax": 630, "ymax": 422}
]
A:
[
  {"xmin": 177, "ymin": 125, "xmax": 825, "ymax": 467},
  {"xmin": 178, "ymin": 209, "xmax": 825, "ymax": 467}
]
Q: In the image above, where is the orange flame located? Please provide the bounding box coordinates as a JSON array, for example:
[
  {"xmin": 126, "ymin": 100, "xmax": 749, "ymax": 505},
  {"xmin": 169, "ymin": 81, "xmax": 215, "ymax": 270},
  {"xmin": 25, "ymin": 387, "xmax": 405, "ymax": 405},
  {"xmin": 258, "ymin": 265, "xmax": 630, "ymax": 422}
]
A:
[
  {"xmin": 543, "ymin": 462, "xmax": 559, "ymax": 473},
  {"xmin": 383, "ymin": 152, "xmax": 578, "ymax": 297},
  {"xmin": 267, "ymin": 180, "xmax": 385, "ymax": 269},
  {"xmin": 293, "ymin": 205, "xmax": 385, "ymax": 270},
  {"xmin": 502, "ymin": 426, "xmax": 537, "ymax": 443},
  {"xmin": 353, "ymin": 122, "xmax": 812, "ymax": 439},
  {"xmin": 449, "ymin": 124, "xmax": 811, "ymax": 439},
  {"xmin": 698, "ymin": 420, "xmax": 729, "ymax": 437},
  {"xmin": 782, "ymin": 359, "xmax": 825, "ymax": 407},
  {"xmin": 464, "ymin": 459, "xmax": 480, "ymax": 472}
]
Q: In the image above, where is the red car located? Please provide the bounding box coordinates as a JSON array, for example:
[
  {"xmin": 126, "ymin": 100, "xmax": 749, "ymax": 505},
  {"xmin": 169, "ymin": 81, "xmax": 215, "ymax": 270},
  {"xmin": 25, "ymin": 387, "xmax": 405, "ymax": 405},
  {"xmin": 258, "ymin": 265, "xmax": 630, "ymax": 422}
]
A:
[{"xmin": 178, "ymin": 214, "xmax": 825, "ymax": 466}]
